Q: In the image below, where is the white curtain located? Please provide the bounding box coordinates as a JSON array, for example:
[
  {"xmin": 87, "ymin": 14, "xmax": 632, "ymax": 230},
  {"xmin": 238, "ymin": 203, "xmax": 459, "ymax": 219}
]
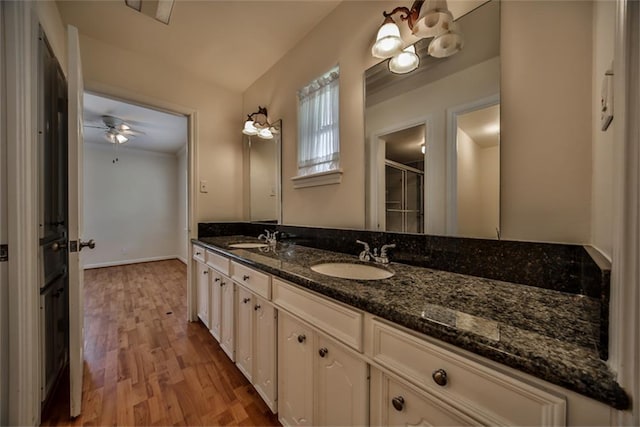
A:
[{"xmin": 297, "ymin": 65, "xmax": 340, "ymax": 176}]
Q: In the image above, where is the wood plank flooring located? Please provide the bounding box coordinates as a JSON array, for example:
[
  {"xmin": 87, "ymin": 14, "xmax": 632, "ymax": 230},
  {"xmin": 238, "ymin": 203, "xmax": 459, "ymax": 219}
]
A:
[{"xmin": 41, "ymin": 259, "xmax": 281, "ymax": 426}]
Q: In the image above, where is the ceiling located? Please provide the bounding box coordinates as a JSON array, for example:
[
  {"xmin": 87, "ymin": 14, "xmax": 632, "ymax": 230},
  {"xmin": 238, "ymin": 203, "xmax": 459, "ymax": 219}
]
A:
[
  {"xmin": 84, "ymin": 92, "xmax": 188, "ymax": 154},
  {"xmin": 457, "ymin": 104, "xmax": 500, "ymax": 148},
  {"xmin": 56, "ymin": 0, "xmax": 342, "ymax": 93},
  {"xmin": 383, "ymin": 124, "xmax": 425, "ymax": 166}
]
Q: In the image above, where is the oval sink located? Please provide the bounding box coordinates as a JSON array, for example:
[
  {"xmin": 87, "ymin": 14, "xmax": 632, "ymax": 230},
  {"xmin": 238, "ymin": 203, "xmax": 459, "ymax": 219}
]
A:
[
  {"xmin": 228, "ymin": 242, "xmax": 269, "ymax": 249},
  {"xmin": 310, "ymin": 262, "xmax": 394, "ymax": 280}
]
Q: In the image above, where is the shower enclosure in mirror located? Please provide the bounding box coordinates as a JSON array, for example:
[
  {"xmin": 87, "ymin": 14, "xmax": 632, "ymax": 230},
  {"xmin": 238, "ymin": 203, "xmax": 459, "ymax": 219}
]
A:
[
  {"xmin": 247, "ymin": 119, "xmax": 282, "ymax": 223},
  {"xmin": 365, "ymin": 0, "xmax": 499, "ymax": 239}
]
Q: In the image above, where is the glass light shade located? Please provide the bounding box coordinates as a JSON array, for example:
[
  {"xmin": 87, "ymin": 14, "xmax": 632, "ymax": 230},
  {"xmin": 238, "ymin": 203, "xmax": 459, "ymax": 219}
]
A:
[
  {"xmin": 428, "ymin": 29, "xmax": 464, "ymax": 58},
  {"xmin": 421, "ymin": 144, "xmax": 426, "ymax": 154},
  {"xmin": 412, "ymin": 0, "xmax": 453, "ymax": 38},
  {"xmin": 371, "ymin": 21, "xmax": 403, "ymax": 59},
  {"xmin": 389, "ymin": 45, "xmax": 420, "ymax": 74},
  {"xmin": 115, "ymin": 134, "xmax": 128, "ymax": 144},
  {"xmin": 258, "ymin": 128, "xmax": 273, "ymax": 140},
  {"xmin": 242, "ymin": 120, "xmax": 258, "ymax": 135}
]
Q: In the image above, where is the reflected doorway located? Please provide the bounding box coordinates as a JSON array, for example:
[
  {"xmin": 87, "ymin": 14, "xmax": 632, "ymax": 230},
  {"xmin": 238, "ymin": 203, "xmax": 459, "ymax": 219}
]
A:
[{"xmin": 382, "ymin": 124, "xmax": 425, "ymax": 233}]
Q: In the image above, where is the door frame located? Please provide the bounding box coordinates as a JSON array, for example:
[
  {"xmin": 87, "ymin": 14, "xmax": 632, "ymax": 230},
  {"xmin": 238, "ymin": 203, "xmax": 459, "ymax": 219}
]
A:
[
  {"xmin": 85, "ymin": 81, "xmax": 199, "ymax": 322},
  {"xmin": 367, "ymin": 116, "xmax": 434, "ymax": 233},
  {"xmin": 4, "ymin": 0, "xmax": 42, "ymax": 425}
]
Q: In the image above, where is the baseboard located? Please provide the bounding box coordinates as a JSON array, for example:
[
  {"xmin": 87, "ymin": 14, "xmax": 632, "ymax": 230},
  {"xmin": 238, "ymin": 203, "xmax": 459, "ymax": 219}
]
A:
[
  {"xmin": 177, "ymin": 256, "xmax": 187, "ymax": 265},
  {"xmin": 84, "ymin": 255, "xmax": 180, "ymax": 269}
]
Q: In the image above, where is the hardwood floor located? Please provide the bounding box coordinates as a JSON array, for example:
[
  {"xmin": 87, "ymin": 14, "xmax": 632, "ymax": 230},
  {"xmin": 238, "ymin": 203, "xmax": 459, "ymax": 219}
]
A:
[{"xmin": 42, "ymin": 259, "xmax": 281, "ymax": 426}]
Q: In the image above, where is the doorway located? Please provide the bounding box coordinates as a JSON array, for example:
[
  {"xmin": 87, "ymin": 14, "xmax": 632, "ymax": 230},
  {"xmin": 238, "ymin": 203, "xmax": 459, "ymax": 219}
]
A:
[
  {"xmin": 380, "ymin": 124, "xmax": 426, "ymax": 233},
  {"xmin": 82, "ymin": 92, "xmax": 189, "ymax": 268}
]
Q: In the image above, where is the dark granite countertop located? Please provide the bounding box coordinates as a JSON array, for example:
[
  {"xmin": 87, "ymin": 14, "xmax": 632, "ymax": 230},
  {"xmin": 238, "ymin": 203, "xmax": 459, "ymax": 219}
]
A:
[{"xmin": 193, "ymin": 235, "xmax": 629, "ymax": 410}]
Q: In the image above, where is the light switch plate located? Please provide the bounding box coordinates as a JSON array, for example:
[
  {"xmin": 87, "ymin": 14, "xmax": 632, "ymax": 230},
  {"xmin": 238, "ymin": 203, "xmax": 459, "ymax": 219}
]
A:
[{"xmin": 199, "ymin": 180, "xmax": 208, "ymax": 193}]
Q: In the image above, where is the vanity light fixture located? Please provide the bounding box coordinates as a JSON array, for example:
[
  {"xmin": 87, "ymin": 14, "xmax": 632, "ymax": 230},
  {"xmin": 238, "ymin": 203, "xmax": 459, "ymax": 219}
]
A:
[
  {"xmin": 243, "ymin": 106, "xmax": 277, "ymax": 140},
  {"xmin": 371, "ymin": 0, "xmax": 463, "ymax": 74}
]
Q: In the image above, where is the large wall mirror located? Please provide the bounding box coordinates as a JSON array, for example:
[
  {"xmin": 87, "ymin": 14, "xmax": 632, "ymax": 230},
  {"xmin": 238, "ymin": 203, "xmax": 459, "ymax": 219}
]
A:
[
  {"xmin": 247, "ymin": 119, "xmax": 282, "ymax": 223},
  {"xmin": 365, "ymin": 0, "xmax": 500, "ymax": 238}
]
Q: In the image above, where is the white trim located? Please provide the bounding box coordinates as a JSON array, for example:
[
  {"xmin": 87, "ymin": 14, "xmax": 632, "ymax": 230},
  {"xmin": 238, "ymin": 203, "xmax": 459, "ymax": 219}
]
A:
[
  {"xmin": 84, "ymin": 255, "xmax": 183, "ymax": 269},
  {"xmin": 291, "ymin": 169, "xmax": 343, "ymax": 189},
  {"xmin": 610, "ymin": 0, "xmax": 639, "ymax": 424},
  {"xmin": 445, "ymin": 94, "xmax": 500, "ymax": 236},
  {"xmin": 83, "ymin": 82, "xmax": 199, "ymax": 323},
  {"xmin": 5, "ymin": 1, "xmax": 41, "ymax": 425},
  {"xmin": 0, "ymin": 2, "xmax": 9, "ymax": 424},
  {"xmin": 177, "ymin": 256, "xmax": 187, "ymax": 265}
]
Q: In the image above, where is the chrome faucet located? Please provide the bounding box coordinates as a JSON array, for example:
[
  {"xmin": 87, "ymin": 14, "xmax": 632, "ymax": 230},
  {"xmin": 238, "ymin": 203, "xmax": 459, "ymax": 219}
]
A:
[
  {"xmin": 356, "ymin": 240, "xmax": 371, "ymax": 261},
  {"xmin": 258, "ymin": 229, "xmax": 279, "ymax": 246}
]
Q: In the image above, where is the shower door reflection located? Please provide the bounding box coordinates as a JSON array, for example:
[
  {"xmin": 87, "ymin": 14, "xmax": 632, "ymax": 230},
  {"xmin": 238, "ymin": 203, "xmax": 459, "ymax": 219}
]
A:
[{"xmin": 385, "ymin": 161, "xmax": 424, "ymax": 233}]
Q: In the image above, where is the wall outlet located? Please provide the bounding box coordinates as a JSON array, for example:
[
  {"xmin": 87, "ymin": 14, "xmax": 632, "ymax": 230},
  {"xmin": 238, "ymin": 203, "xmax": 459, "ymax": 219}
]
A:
[{"xmin": 199, "ymin": 180, "xmax": 208, "ymax": 193}]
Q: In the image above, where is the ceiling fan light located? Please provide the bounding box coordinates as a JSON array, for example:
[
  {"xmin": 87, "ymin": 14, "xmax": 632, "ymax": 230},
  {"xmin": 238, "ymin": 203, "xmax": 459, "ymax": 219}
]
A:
[
  {"xmin": 428, "ymin": 29, "xmax": 464, "ymax": 58},
  {"xmin": 389, "ymin": 45, "xmax": 420, "ymax": 74},
  {"xmin": 243, "ymin": 120, "xmax": 259, "ymax": 135},
  {"xmin": 116, "ymin": 134, "xmax": 128, "ymax": 144},
  {"xmin": 412, "ymin": 0, "xmax": 453, "ymax": 38},
  {"xmin": 258, "ymin": 127, "xmax": 273, "ymax": 140},
  {"xmin": 372, "ymin": 21, "xmax": 403, "ymax": 59}
]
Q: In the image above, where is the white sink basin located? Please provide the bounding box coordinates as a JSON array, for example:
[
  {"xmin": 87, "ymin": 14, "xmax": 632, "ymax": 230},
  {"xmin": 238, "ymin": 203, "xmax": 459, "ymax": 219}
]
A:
[
  {"xmin": 228, "ymin": 242, "xmax": 269, "ymax": 249},
  {"xmin": 310, "ymin": 262, "xmax": 394, "ymax": 280}
]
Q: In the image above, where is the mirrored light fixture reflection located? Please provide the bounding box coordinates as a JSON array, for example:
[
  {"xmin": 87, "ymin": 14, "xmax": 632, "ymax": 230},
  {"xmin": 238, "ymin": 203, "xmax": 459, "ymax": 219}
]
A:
[
  {"xmin": 242, "ymin": 106, "xmax": 277, "ymax": 140},
  {"xmin": 371, "ymin": 0, "xmax": 464, "ymax": 74}
]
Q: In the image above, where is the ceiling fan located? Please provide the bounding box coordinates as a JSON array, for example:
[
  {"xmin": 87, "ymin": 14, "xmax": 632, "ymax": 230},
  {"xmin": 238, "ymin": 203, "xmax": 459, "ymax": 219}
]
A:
[{"xmin": 84, "ymin": 115, "xmax": 145, "ymax": 144}]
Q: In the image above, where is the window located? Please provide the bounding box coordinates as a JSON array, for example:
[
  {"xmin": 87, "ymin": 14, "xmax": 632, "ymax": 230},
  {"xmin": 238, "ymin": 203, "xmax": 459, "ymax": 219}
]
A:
[{"xmin": 296, "ymin": 65, "xmax": 340, "ymax": 180}]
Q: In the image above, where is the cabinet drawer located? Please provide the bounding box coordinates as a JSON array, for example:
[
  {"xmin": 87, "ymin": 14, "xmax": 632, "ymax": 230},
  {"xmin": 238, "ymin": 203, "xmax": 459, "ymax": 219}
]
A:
[
  {"xmin": 192, "ymin": 244, "xmax": 205, "ymax": 263},
  {"xmin": 273, "ymin": 278, "xmax": 363, "ymax": 351},
  {"xmin": 231, "ymin": 261, "xmax": 270, "ymax": 299},
  {"xmin": 369, "ymin": 319, "xmax": 566, "ymax": 426},
  {"xmin": 206, "ymin": 249, "xmax": 229, "ymax": 275}
]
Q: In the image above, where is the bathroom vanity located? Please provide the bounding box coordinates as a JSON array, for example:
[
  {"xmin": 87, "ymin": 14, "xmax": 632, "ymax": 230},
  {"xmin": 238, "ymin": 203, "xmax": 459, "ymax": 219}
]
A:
[{"xmin": 191, "ymin": 222, "xmax": 629, "ymax": 426}]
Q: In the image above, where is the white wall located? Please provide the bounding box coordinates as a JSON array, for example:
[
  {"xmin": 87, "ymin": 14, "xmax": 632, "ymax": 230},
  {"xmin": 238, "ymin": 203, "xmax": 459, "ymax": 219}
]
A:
[
  {"xmin": 177, "ymin": 145, "xmax": 188, "ymax": 263},
  {"xmin": 591, "ymin": 0, "xmax": 616, "ymax": 259},
  {"xmin": 83, "ymin": 143, "xmax": 181, "ymax": 268}
]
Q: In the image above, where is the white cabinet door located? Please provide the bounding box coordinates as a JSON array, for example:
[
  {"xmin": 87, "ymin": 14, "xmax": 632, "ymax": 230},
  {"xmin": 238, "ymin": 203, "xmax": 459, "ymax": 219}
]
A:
[
  {"xmin": 236, "ymin": 285, "xmax": 253, "ymax": 381},
  {"xmin": 254, "ymin": 295, "xmax": 277, "ymax": 413},
  {"xmin": 278, "ymin": 313, "xmax": 314, "ymax": 426},
  {"xmin": 209, "ymin": 269, "xmax": 222, "ymax": 341},
  {"xmin": 220, "ymin": 276, "xmax": 235, "ymax": 361},
  {"xmin": 315, "ymin": 335, "xmax": 368, "ymax": 426},
  {"xmin": 370, "ymin": 368, "xmax": 478, "ymax": 427},
  {"xmin": 196, "ymin": 261, "xmax": 210, "ymax": 328}
]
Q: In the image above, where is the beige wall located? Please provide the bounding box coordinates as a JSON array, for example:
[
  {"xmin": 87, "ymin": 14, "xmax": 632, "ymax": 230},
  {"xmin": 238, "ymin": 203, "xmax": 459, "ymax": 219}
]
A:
[
  {"xmin": 77, "ymin": 35, "xmax": 243, "ymax": 223},
  {"xmin": 591, "ymin": 0, "xmax": 616, "ymax": 259},
  {"xmin": 244, "ymin": 1, "xmax": 595, "ymax": 244},
  {"xmin": 501, "ymin": 1, "xmax": 593, "ymax": 243}
]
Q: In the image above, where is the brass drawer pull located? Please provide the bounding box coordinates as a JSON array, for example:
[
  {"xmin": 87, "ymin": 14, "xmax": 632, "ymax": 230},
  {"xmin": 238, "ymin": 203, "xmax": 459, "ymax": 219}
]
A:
[
  {"xmin": 432, "ymin": 368, "xmax": 448, "ymax": 386},
  {"xmin": 392, "ymin": 396, "xmax": 405, "ymax": 411}
]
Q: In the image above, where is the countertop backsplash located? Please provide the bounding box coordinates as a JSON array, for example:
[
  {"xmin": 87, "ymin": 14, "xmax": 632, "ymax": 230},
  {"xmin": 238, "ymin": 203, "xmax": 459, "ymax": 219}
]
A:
[{"xmin": 198, "ymin": 221, "xmax": 611, "ymax": 360}]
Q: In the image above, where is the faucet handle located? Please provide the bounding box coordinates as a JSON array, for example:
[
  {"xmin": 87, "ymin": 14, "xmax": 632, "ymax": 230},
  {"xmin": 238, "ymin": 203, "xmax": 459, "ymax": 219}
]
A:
[
  {"xmin": 380, "ymin": 243, "xmax": 396, "ymax": 257},
  {"xmin": 356, "ymin": 240, "xmax": 370, "ymax": 251}
]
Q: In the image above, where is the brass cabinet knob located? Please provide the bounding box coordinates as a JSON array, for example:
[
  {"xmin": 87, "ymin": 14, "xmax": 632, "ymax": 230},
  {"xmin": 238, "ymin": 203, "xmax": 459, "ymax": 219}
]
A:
[
  {"xmin": 391, "ymin": 396, "xmax": 405, "ymax": 411},
  {"xmin": 432, "ymin": 368, "xmax": 448, "ymax": 386},
  {"xmin": 243, "ymin": 297, "xmax": 251, "ymax": 304},
  {"xmin": 297, "ymin": 334, "xmax": 306, "ymax": 343},
  {"xmin": 318, "ymin": 347, "xmax": 328, "ymax": 358},
  {"xmin": 254, "ymin": 304, "xmax": 261, "ymax": 311},
  {"xmin": 243, "ymin": 275, "xmax": 250, "ymax": 281},
  {"xmin": 214, "ymin": 277, "xmax": 220, "ymax": 282},
  {"xmin": 203, "ymin": 270, "xmax": 208, "ymax": 275}
]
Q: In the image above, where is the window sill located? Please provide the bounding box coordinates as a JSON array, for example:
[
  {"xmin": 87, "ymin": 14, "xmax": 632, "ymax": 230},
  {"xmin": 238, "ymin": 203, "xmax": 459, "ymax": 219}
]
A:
[{"xmin": 291, "ymin": 169, "xmax": 343, "ymax": 189}]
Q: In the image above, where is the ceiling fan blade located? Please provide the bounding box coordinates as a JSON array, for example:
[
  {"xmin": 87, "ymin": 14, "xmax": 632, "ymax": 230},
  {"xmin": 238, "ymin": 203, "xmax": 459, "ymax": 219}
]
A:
[
  {"xmin": 84, "ymin": 124, "xmax": 107, "ymax": 129},
  {"xmin": 121, "ymin": 129, "xmax": 146, "ymax": 136}
]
